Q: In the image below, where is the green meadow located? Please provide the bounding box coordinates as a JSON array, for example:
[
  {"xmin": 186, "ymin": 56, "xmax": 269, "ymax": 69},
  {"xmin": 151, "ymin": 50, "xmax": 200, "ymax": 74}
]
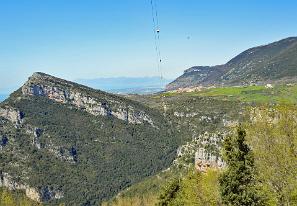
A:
[{"xmin": 164, "ymin": 84, "xmax": 297, "ymax": 104}]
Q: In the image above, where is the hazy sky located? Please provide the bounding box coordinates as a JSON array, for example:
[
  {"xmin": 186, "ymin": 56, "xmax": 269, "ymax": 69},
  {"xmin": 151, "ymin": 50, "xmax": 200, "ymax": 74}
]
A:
[{"xmin": 0, "ymin": 0, "xmax": 297, "ymax": 93}]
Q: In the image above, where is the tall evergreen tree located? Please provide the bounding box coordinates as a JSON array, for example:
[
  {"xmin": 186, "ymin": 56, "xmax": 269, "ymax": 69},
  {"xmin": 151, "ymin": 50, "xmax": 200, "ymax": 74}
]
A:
[{"xmin": 219, "ymin": 127, "xmax": 262, "ymax": 206}]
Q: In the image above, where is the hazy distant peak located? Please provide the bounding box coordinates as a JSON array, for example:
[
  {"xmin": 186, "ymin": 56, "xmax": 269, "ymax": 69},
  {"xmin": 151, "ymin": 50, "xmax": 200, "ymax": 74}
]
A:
[{"xmin": 167, "ymin": 36, "xmax": 297, "ymax": 90}]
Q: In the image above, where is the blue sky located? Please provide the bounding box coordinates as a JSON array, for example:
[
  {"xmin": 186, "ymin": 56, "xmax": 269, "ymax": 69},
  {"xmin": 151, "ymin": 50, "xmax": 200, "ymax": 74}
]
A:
[{"xmin": 0, "ymin": 0, "xmax": 297, "ymax": 93}]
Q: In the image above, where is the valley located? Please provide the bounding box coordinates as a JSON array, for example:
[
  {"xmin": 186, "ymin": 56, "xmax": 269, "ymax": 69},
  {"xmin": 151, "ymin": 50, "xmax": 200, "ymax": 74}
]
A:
[
  {"xmin": 1, "ymin": 0, "xmax": 297, "ymax": 204},
  {"xmin": 1, "ymin": 38, "xmax": 297, "ymax": 206},
  {"xmin": 103, "ymin": 83, "xmax": 297, "ymax": 206}
]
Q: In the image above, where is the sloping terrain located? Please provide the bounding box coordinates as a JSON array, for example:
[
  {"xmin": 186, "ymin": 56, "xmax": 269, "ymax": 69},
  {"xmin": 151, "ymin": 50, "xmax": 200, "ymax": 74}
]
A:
[
  {"xmin": 0, "ymin": 73, "xmax": 178, "ymax": 205},
  {"xmin": 0, "ymin": 187, "xmax": 41, "ymax": 206},
  {"xmin": 106, "ymin": 83, "xmax": 297, "ymax": 205},
  {"xmin": 103, "ymin": 90, "xmax": 244, "ymax": 205},
  {"xmin": 167, "ymin": 37, "xmax": 297, "ymax": 90}
]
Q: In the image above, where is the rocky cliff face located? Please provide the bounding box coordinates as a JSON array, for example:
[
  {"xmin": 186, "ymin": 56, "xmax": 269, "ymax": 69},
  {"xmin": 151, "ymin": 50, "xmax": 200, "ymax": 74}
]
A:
[
  {"xmin": 173, "ymin": 131, "xmax": 226, "ymax": 172},
  {"xmin": 0, "ymin": 106, "xmax": 24, "ymax": 125},
  {"xmin": 0, "ymin": 72, "xmax": 176, "ymax": 205},
  {"xmin": 22, "ymin": 72, "xmax": 154, "ymax": 126},
  {"xmin": 0, "ymin": 172, "xmax": 63, "ymax": 202}
]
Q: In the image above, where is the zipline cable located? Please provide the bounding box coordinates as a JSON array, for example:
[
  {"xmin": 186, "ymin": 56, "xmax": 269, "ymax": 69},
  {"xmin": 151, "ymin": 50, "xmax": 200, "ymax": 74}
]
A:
[
  {"xmin": 150, "ymin": 0, "xmax": 162, "ymax": 81},
  {"xmin": 153, "ymin": 0, "xmax": 162, "ymax": 67},
  {"xmin": 150, "ymin": 0, "xmax": 166, "ymax": 115}
]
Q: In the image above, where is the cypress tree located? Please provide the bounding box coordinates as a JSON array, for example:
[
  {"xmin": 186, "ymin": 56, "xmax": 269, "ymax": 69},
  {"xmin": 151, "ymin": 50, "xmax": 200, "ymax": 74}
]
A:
[{"xmin": 219, "ymin": 127, "xmax": 262, "ymax": 206}]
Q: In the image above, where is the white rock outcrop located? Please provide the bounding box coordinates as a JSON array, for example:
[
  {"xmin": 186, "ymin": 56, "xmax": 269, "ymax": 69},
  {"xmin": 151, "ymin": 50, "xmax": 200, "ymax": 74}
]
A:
[
  {"xmin": 0, "ymin": 106, "xmax": 24, "ymax": 125},
  {"xmin": 21, "ymin": 73, "xmax": 154, "ymax": 126},
  {"xmin": 0, "ymin": 172, "xmax": 64, "ymax": 202},
  {"xmin": 195, "ymin": 148, "xmax": 225, "ymax": 172}
]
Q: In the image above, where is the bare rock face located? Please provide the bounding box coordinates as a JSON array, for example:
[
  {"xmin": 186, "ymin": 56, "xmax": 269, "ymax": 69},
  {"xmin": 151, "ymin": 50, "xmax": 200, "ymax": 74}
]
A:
[
  {"xmin": 24, "ymin": 125, "xmax": 43, "ymax": 149},
  {"xmin": 0, "ymin": 172, "xmax": 64, "ymax": 202},
  {"xmin": 194, "ymin": 148, "xmax": 225, "ymax": 172},
  {"xmin": 194, "ymin": 132, "xmax": 225, "ymax": 172},
  {"xmin": 173, "ymin": 131, "xmax": 226, "ymax": 172},
  {"xmin": 23, "ymin": 124, "xmax": 78, "ymax": 163},
  {"xmin": 21, "ymin": 72, "xmax": 154, "ymax": 126},
  {"xmin": 0, "ymin": 106, "xmax": 24, "ymax": 125}
]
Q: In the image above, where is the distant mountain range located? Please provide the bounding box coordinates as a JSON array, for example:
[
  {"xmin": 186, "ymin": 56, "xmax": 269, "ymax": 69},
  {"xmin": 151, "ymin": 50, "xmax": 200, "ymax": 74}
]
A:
[
  {"xmin": 76, "ymin": 76, "xmax": 172, "ymax": 94},
  {"xmin": 167, "ymin": 37, "xmax": 297, "ymax": 90}
]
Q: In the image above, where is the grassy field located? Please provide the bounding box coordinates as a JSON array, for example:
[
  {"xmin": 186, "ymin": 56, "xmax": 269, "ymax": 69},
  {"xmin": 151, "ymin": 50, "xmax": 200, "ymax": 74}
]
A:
[{"xmin": 164, "ymin": 84, "xmax": 297, "ymax": 104}]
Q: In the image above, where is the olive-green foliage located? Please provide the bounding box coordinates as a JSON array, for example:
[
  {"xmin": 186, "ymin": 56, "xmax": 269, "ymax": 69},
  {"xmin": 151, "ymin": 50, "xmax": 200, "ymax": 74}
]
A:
[
  {"xmin": 219, "ymin": 127, "xmax": 263, "ymax": 206},
  {"xmin": 123, "ymin": 86, "xmax": 297, "ymax": 206},
  {"xmin": 0, "ymin": 89, "xmax": 178, "ymax": 205},
  {"xmin": 101, "ymin": 169, "xmax": 176, "ymax": 206},
  {"xmin": 246, "ymin": 106, "xmax": 297, "ymax": 205},
  {"xmin": 157, "ymin": 178, "xmax": 180, "ymax": 206},
  {"xmin": 156, "ymin": 168, "xmax": 221, "ymax": 206},
  {"xmin": 122, "ymin": 93, "xmax": 242, "ymax": 205},
  {"xmin": 164, "ymin": 95, "xmax": 240, "ymax": 144},
  {"xmin": 195, "ymin": 169, "xmax": 221, "ymax": 206},
  {"xmin": 0, "ymin": 188, "xmax": 41, "ymax": 206},
  {"xmin": 101, "ymin": 195, "xmax": 158, "ymax": 206}
]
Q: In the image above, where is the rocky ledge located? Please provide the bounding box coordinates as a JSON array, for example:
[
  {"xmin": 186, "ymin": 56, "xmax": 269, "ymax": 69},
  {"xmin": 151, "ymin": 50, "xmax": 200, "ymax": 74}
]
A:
[
  {"xmin": 0, "ymin": 106, "xmax": 24, "ymax": 125},
  {"xmin": 0, "ymin": 172, "xmax": 63, "ymax": 202}
]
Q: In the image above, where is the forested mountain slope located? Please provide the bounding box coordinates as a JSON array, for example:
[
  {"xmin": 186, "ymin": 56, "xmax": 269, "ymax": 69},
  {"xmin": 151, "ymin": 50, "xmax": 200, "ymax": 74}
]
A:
[
  {"xmin": 106, "ymin": 84, "xmax": 297, "ymax": 206},
  {"xmin": 0, "ymin": 72, "xmax": 178, "ymax": 205}
]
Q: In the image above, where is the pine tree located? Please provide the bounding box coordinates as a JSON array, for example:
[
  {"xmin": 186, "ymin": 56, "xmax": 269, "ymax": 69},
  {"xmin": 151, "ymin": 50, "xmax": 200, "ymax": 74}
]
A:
[{"xmin": 219, "ymin": 127, "xmax": 262, "ymax": 206}]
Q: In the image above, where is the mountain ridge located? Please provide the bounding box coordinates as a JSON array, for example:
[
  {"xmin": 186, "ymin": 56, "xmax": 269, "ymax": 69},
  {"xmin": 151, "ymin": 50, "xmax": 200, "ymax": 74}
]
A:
[
  {"xmin": 167, "ymin": 37, "xmax": 297, "ymax": 90},
  {"xmin": 0, "ymin": 72, "xmax": 178, "ymax": 205},
  {"xmin": 21, "ymin": 72, "xmax": 155, "ymax": 125}
]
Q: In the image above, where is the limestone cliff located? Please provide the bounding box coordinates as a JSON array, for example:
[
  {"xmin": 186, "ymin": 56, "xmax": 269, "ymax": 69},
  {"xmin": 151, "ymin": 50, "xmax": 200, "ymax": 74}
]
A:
[
  {"xmin": 0, "ymin": 172, "xmax": 63, "ymax": 202},
  {"xmin": 0, "ymin": 72, "xmax": 176, "ymax": 205},
  {"xmin": 21, "ymin": 72, "xmax": 154, "ymax": 126},
  {"xmin": 0, "ymin": 106, "xmax": 24, "ymax": 125}
]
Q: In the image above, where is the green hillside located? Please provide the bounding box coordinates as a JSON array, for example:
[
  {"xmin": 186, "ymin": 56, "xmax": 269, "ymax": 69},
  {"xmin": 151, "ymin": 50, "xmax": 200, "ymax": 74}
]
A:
[
  {"xmin": 167, "ymin": 37, "xmax": 297, "ymax": 90},
  {"xmin": 0, "ymin": 73, "xmax": 178, "ymax": 205},
  {"xmin": 2, "ymin": 73, "xmax": 297, "ymax": 205},
  {"xmin": 106, "ymin": 83, "xmax": 297, "ymax": 205},
  {"xmin": 165, "ymin": 84, "xmax": 297, "ymax": 104}
]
